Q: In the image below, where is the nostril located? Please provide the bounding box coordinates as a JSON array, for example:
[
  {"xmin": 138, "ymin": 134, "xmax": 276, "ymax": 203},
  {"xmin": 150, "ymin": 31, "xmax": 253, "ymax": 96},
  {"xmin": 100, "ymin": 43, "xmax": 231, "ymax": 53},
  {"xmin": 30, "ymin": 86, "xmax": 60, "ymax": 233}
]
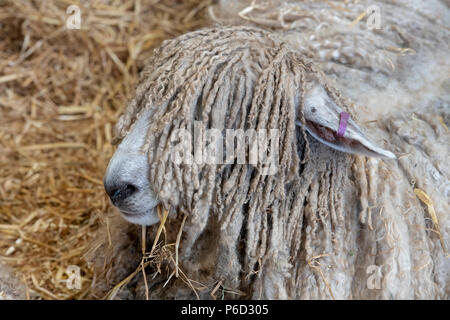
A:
[
  {"xmin": 111, "ymin": 188, "xmax": 121, "ymax": 199},
  {"xmin": 106, "ymin": 183, "xmax": 138, "ymax": 204},
  {"xmin": 124, "ymin": 184, "xmax": 137, "ymax": 195}
]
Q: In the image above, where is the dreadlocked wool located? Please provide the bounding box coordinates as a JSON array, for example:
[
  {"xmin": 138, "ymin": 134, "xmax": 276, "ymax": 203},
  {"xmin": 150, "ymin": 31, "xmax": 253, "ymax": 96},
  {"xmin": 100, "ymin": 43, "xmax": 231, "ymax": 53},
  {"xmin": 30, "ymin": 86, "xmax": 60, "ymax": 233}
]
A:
[
  {"xmin": 0, "ymin": 263, "xmax": 26, "ymax": 300},
  {"xmin": 87, "ymin": 0, "xmax": 449, "ymax": 299}
]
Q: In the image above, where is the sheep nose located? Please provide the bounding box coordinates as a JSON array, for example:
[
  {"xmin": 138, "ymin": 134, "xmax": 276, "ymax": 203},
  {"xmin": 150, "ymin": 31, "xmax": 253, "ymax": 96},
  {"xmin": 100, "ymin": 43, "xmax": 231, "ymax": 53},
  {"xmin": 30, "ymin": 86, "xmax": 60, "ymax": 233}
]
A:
[{"xmin": 104, "ymin": 182, "xmax": 138, "ymax": 205}]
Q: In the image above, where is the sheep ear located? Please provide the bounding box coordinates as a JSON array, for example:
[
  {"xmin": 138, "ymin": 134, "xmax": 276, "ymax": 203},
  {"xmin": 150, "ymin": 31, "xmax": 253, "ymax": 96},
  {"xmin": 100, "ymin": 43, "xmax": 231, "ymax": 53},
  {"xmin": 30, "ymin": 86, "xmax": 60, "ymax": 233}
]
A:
[{"xmin": 296, "ymin": 85, "xmax": 396, "ymax": 159}]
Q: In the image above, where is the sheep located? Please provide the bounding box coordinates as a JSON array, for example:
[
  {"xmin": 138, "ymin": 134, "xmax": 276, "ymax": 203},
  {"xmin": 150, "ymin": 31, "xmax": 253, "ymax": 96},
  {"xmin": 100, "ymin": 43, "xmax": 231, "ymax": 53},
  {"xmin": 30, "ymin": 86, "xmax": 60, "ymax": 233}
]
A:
[
  {"xmin": 88, "ymin": 0, "xmax": 449, "ymax": 299},
  {"xmin": 0, "ymin": 263, "xmax": 25, "ymax": 300}
]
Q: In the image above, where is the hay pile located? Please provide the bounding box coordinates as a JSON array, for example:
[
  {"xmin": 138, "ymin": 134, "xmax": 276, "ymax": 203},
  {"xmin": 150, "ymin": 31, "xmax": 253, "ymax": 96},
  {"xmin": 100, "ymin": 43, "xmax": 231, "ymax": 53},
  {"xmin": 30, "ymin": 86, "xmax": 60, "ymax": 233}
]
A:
[{"xmin": 0, "ymin": 0, "xmax": 210, "ymax": 299}]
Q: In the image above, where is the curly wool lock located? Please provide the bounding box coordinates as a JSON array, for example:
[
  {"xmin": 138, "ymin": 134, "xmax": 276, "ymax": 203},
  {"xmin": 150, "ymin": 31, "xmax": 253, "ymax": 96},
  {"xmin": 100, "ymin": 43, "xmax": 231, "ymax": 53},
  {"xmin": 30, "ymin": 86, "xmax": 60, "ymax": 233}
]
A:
[{"xmin": 0, "ymin": 263, "xmax": 26, "ymax": 300}]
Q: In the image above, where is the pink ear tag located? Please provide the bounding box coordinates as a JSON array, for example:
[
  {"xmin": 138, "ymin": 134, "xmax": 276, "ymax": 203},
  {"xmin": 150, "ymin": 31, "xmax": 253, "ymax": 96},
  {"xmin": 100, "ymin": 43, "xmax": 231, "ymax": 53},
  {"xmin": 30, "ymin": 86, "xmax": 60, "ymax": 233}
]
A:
[{"xmin": 337, "ymin": 112, "xmax": 349, "ymax": 137}]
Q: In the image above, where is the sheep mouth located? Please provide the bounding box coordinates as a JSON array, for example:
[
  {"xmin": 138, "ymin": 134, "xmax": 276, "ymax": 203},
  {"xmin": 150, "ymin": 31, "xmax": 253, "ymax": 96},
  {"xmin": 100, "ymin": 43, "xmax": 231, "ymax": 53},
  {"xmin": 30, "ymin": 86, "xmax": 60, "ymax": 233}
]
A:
[{"xmin": 118, "ymin": 208, "xmax": 146, "ymax": 217}]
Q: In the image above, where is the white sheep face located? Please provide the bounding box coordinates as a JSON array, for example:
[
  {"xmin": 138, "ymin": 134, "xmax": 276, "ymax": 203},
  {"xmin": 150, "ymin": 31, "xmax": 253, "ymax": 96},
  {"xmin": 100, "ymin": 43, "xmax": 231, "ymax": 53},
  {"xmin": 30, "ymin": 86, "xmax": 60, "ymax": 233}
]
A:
[{"xmin": 103, "ymin": 109, "xmax": 159, "ymax": 225}]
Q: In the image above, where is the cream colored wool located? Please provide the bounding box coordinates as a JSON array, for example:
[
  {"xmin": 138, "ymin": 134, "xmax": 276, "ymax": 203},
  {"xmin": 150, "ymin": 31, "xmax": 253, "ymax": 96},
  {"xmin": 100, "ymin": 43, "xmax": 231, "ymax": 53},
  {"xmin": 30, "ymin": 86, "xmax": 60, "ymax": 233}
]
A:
[
  {"xmin": 88, "ymin": 0, "xmax": 449, "ymax": 299},
  {"xmin": 0, "ymin": 263, "xmax": 26, "ymax": 300}
]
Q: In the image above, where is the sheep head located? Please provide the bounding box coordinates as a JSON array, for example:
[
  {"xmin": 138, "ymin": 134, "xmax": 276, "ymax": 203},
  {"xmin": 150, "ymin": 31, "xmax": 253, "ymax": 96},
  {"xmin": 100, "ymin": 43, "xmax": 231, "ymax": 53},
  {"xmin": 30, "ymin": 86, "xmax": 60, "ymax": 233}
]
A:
[{"xmin": 103, "ymin": 26, "xmax": 395, "ymax": 225}]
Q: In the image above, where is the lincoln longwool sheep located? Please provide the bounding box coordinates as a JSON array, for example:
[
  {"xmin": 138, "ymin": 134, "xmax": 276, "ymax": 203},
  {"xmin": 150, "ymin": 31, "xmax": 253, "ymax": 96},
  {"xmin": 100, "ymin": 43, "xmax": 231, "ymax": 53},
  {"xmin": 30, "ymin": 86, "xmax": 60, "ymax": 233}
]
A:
[
  {"xmin": 0, "ymin": 263, "xmax": 25, "ymax": 300},
  {"xmin": 88, "ymin": 0, "xmax": 449, "ymax": 299}
]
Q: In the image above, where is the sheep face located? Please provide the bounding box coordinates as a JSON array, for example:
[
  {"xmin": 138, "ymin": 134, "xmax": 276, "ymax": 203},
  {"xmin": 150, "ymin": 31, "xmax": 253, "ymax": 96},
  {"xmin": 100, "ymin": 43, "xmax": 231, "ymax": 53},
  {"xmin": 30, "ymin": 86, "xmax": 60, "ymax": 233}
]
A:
[
  {"xmin": 104, "ymin": 82, "xmax": 394, "ymax": 227},
  {"xmin": 104, "ymin": 27, "xmax": 395, "ymax": 226},
  {"xmin": 103, "ymin": 109, "xmax": 159, "ymax": 225}
]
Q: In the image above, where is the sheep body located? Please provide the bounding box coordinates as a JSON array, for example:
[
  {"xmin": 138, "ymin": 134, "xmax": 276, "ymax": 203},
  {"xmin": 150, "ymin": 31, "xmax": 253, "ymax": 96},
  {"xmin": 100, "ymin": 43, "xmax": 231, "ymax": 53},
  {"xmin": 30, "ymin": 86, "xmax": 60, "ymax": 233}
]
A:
[
  {"xmin": 89, "ymin": 0, "xmax": 449, "ymax": 299},
  {"xmin": 0, "ymin": 263, "xmax": 25, "ymax": 300}
]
